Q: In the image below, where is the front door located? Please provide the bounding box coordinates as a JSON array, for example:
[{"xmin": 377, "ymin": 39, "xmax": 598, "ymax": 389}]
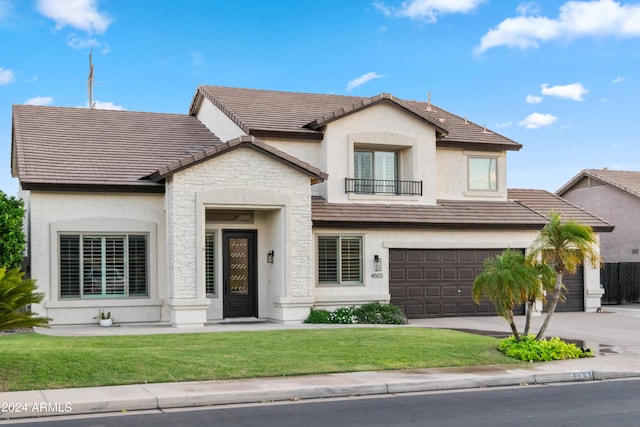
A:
[{"xmin": 223, "ymin": 230, "xmax": 257, "ymax": 318}]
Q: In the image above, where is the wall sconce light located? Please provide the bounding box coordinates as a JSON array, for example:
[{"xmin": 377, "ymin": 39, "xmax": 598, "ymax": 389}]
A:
[
  {"xmin": 374, "ymin": 254, "xmax": 382, "ymax": 271},
  {"xmin": 267, "ymin": 250, "xmax": 274, "ymax": 264}
]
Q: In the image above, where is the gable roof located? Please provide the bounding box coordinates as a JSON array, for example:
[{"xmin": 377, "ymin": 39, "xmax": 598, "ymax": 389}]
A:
[
  {"xmin": 12, "ymin": 105, "xmax": 325, "ymax": 191},
  {"xmin": 146, "ymin": 135, "xmax": 327, "ymax": 184},
  {"xmin": 312, "ymin": 189, "xmax": 613, "ymax": 232},
  {"xmin": 191, "ymin": 86, "xmax": 522, "ymax": 151},
  {"xmin": 12, "ymin": 105, "xmax": 224, "ymax": 191},
  {"xmin": 556, "ymin": 169, "xmax": 640, "ymax": 199}
]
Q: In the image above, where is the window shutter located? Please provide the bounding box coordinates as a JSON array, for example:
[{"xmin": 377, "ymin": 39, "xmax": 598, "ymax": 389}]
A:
[
  {"xmin": 128, "ymin": 235, "xmax": 148, "ymax": 296},
  {"xmin": 318, "ymin": 236, "xmax": 338, "ymax": 283},
  {"xmin": 60, "ymin": 235, "xmax": 80, "ymax": 297},
  {"xmin": 205, "ymin": 233, "xmax": 216, "ymax": 295},
  {"xmin": 341, "ymin": 237, "xmax": 362, "ymax": 283}
]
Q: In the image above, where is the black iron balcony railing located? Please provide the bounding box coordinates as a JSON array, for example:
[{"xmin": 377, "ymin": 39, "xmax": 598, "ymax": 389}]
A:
[{"xmin": 344, "ymin": 178, "xmax": 423, "ymax": 196}]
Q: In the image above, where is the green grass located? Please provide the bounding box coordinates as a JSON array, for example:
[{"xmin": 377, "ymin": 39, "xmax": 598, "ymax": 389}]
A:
[{"xmin": 0, "ymin": 328, "xmax": 517, "ymax": 392}]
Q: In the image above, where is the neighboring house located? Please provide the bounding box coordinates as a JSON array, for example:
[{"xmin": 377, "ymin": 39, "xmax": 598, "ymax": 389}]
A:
[
  {"xmin": 557, "ymin": 169, "xmax": 640, "ymax": 304},
  {"xmin": 558, "ymin": 169, "xmax": 640, "ymax": 263},
  {"xmin": 10, "ymin": 86, "xmax": 613, "ymax": 326}
]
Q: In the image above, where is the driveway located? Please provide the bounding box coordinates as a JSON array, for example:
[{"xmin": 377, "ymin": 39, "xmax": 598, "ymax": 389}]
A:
[{"xmin": 410, "ymin": 304, "xmax": 640, "ymax": 356}]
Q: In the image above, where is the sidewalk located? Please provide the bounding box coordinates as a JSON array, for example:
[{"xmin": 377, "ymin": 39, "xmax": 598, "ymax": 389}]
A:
[{"xmin": 2, "ymin": 308, "xmax": 640, "ymax": 421}]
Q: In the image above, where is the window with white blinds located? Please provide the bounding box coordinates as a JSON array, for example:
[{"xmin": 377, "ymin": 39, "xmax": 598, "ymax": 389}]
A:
[
  {"xmin": 318, "ymin": 236, "xmax": 362, "ymax": 285},
  {"xmin": 60, "ymin": 234, "xmax": 148, "ymax": 298}
]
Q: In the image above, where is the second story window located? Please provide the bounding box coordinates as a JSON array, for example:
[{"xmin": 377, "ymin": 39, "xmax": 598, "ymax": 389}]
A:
[
  {"xmin": 354, "ymin": 150, "xmax": 398, "ymax": 194},
  {"xmin": 468, "ymin": 157, "xmax": 497, "ymax": 191}
]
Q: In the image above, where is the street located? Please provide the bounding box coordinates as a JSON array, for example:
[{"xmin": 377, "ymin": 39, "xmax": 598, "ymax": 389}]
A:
[{"xmin": 8, "ymin": 378, "xmax": 640, "ymax": 427}]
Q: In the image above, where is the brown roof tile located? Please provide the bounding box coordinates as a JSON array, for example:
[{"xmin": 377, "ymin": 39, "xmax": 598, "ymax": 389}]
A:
[
  {"xmin": 148, "ymin": 135, "xmax": 327, "ymax": 184},
  {"xmin": 311, "ymin": 189, "xmax": 613, "ymax": 232},
  {"xmin": 556, "ymin": 169, "xmax": 640, "ymax": 199},
  {"xmin": 194, "ymin": 86, "xmax": 521, "ymax": 150},
  {"xmin": 12, "ymin": 105, "xmax": 224, "ymax": 188},
  {"xmin": 508, "ymin": 189, "xmax": 614, "ymax": 232}
]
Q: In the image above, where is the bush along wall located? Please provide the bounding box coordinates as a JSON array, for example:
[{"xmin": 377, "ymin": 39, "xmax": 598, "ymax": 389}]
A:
[{"xmin": 304, "ymin": 302, "xmax": 407, "ymax": 325}]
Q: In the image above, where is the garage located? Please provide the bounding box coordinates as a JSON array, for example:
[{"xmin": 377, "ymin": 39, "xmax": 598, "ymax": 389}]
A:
[
  {"xmin": 389, "ymin": 248, "xmax": 514, "ymax": 318},
  {"xmin": 389, "ymin": 248, "xmax": 584, "ymax": 318}
]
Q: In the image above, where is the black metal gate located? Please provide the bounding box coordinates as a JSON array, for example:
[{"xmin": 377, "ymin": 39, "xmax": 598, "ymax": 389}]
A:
[{"xmin": 601, "ymin": 263, "xmax": 640, "ymax": 304}]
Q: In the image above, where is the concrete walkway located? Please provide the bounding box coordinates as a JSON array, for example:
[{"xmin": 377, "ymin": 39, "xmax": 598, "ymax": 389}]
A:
[{"xmin": 2, "ymin": 306, "xmax": 640, "ymax": 421}]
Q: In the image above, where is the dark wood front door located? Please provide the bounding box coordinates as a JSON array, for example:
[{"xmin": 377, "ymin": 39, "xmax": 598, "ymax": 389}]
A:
[{"xmin": 223, "ymin": 230, "xmax": 257, "ymax": 318}]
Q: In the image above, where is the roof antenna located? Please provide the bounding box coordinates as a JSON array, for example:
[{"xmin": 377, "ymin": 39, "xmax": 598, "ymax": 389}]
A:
[
  {"xmin": 426, "ymin": 92, "xmax": 432, "ymax": 112},
  {"xmin": 88, "ymin": 49, "xmax": 95, "ymax": 109}
]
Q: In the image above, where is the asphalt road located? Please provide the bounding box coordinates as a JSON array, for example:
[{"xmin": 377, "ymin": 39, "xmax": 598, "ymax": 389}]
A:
[{"xmin": 10, "ymin": 378, "xmax": 640, "ymax": 427}]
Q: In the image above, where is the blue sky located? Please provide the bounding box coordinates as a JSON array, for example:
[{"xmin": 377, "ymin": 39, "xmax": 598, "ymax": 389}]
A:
[{"xmin": 2, "ymin": 0, "xmax": 640, "ymax": 196}]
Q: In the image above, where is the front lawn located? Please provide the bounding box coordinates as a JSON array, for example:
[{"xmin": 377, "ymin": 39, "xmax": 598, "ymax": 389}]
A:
[{"xmin": 0, "ymin": 328, "xmax": 517, "ymax": 391}]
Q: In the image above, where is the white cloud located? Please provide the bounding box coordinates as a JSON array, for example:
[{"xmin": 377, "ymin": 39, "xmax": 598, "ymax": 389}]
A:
[
  {"xmin": 0, "ymin": 67, "xmax": 14, "ymax": 85},
  {"xmin": 516, "ymin": 2, "xmax": 542, "ymax": 16},
  {"xmin": 476, "ymin": 0, "xmax": 640, "ymax": 53},
  {"xmin": 495, "ymin": 121, "xmax": 512, "ymax": 128},
  {"xmin": 541, "ymin": 82, "xmax": 588, "ymax": 101},
  {"xmin": 613, "ymin": 76, "xmax": 625, "ymax": 83},
  {"xmin": 346, "ymin": 72, "xmax": 384, "ymax": 92},
  {"xmin": 518, "ymin": 112, "xmax": 558, "ymax": 129},
  {"xmin": 526, "ymin": 94, "xmax": 543, "ymax": 104},
  {"xmin": 91, "ymin": 100, "xmax": 125, "ymax": 110},
  {"xmin": 67, "ymin": 34, "xmax": 100, "ymax": 49},
  {"xmin": 36, "ymin": 0, "xmax": 112, "ymax": 34},
  {"xmin": 24, "ymin": 96, "xmax": 54, "ymax": 106},
  {"xmin": 375, "ymin": 0, "xmax": 485, "ymax": 22}
]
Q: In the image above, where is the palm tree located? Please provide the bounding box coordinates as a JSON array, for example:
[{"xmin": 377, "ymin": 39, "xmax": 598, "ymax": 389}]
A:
[
  {"xmin": 0, "ymin": 267, "xmax": 50, "ymax": 331},
  {"xmin": 473, "ymin": 249, "xmax": 552, "ymax": 341},
  {"xmin": 530, "ymin": 211, "xmax": 600, "ymax": 340}
]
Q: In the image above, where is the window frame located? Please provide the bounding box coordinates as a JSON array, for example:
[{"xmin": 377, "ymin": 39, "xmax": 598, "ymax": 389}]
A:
[
  {"xmin": 59, "ymin": 233, "xmax": 149, "ymax": 299},
  {"xmin": 468, "ymin": 156, "xmax": 498, "ymax": 192},
  {"xmin": 354, "ymin": 150, "xmax": 399, "ymax": 194},
  {"xmin": 317, "ymin": 235, "xmax": 363, "ymax": 285}
]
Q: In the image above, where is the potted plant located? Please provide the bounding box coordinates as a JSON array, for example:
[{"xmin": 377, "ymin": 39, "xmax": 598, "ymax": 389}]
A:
[{"xmin": 94, "ymin": 309, "xmax": 112, "ymax": 327}]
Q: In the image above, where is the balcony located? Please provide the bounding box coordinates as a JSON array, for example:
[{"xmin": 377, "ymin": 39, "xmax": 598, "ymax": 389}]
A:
[{"xmin": 344, "ymin": 178, "xmax": 422, "ymax": 196}]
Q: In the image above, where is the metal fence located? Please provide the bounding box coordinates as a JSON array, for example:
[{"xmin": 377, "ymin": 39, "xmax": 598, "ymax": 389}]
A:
[{"xmin": 601, "ymin": 262, "xmax": 640, "ymax": 304}]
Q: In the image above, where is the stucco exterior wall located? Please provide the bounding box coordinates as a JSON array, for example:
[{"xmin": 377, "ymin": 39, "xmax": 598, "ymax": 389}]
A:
[
  {"xmin": 321, "ymin": 103, "xmax": 438, "ymax": 205},
  {"xmin": 436, "ymin": 147, "xmax": 508, "ymax": 201},
  {"xmin": 195, "ymin": 98, "xmax": 246, "ymax": 142},
  {"xmin": 166, "ymin": 146, "xmax": 314, "ymax": 324},
  {"xmin": 26, "ymin": 191, "xmax": 166, "ymax": 325},
  {"xmin": 562, "ymin": 184, "xmax": 640, "ymax": 263},
  {"xmin": 312, "ymin": 227, "xmax": 603, "ymax": 313}
]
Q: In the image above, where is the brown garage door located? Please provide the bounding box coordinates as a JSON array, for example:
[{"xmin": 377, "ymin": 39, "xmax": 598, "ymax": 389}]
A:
[
  {"xmin": 389, "ymin": 248, "xmax": 526, "ymax": 319},
  {"xmin": 551, "ymin": 266, "xmax": 584, "ymax": 312}
]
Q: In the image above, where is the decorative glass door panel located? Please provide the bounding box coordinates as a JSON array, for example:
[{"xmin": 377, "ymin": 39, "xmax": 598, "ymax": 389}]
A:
[
  {"xmin": 229, "ymin": 237, "xmax": 249, "ymax": 295},
  {"xmin": 223, "ymin": 230, "xmax": 257, "ymax": 318}
]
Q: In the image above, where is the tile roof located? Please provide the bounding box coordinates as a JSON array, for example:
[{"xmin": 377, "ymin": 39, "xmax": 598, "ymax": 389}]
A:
[
  {"xmin": 147, "ymin": 135, "xmax": 327, "ymax": 184},
  {"xmin": 311, "ymin": 189, "xmax": 613, "ymax": 232},
  {"xmin": 193, "ymin": 86, "xmax": 521, "ymax": 150},
  {"xmin": 556, "ymin": 169, "xmax": 640, "ymax": 199},
  {"xmin": 509, "ymin": 189, "xmax": 614, "ymax": 232},
  {"xmin": 12, "ymin": 105, "xmax": 224, "ymax": 189}
]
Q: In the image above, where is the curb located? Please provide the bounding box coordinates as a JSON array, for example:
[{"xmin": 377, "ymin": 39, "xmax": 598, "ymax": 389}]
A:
[{"xmin": 3, "ymin": 369, "xmax": 640, "ymax": 421}]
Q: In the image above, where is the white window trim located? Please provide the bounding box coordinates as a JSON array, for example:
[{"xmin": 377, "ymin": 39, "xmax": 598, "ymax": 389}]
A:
[{"xmin": 316, "ymin": 234, "xmax": 364, "ymax": 286}]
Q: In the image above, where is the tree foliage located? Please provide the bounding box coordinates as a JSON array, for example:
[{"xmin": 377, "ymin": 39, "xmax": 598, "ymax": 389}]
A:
[
  {"xmin": 0, "ymin": 191, "xmax": 25, "ymax": 269},
  {"xmin": 529, "ymin": 211, "xmax": 600, "ymax": 340},
  {"xmin": 0, "ymin": 267, "xmax": 50, "ymax": 330},
  {"xmin": 473, "ymin": 249, "xmax": 553, "ymax": 341}
]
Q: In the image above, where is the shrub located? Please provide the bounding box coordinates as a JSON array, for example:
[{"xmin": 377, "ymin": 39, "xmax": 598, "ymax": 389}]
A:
[
  {"xmin": 331, "ymin": 307, "xmax": 357, "ymax": 324},
  {"xmin": 354, "ymin": 302, "xmax": 408, "ymax": 325},
  {"xmin": 0, "ymin": 267, "xmax": 50, "ymax": 330},
  {"xmin": 304, "ymin": 303, "xmax": 407, "ymax": 325},
  {"xmin": 304, "ymin": 308, "xmax": 332, "ymax": 324},
  {"xmin": 499, "ymin": 335, "xmax": 593, "ymax": 362}
]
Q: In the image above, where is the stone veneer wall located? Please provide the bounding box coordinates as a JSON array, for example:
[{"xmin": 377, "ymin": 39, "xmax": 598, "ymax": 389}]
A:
[{"xmin": 166, "ymin": 147, "xmax": 313, "ymax": 301}]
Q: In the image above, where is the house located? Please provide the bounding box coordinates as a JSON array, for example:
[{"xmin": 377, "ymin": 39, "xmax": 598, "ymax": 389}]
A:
[
  {"xmin": 10, "ymin": 86, "xmax": 613, "ymax": 326},
  {"xmin": 557, "ymin": 169, "xmax": 640, "ymax": 303}
]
